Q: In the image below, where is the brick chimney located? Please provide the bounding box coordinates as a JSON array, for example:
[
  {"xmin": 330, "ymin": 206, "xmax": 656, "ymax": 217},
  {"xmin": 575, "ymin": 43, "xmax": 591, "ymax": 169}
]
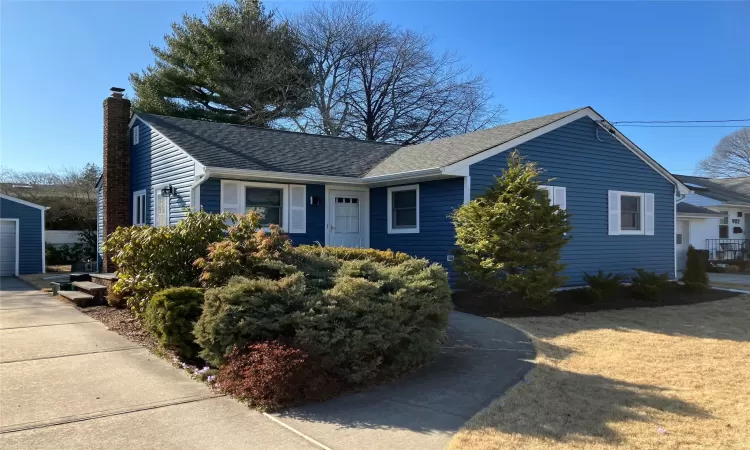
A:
[{"xmin": 102, "ymin": 87, "xmax": 131, "ymax": 272}]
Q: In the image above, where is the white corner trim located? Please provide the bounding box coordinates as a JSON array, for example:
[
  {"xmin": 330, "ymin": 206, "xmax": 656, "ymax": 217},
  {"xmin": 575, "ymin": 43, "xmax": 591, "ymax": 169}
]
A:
[
  {"xmin": 463, "ymin": 176, "xmax": 471, "ymax": 205},
  {"xmin": 387, "ymin": 184, "xmax": 420, "ymax": 234},
  {"xmin": 0, "ymin": 194, "xmax": 49, "ymax": 211},
  {"xmin": 40, "ymin": 210, "xmax": 46, "ymax": 274},
  {"xmin": 440, "ymin": 107, "xmax": 690, "ymax": 195},
  {"xmin": 674, "ymin": 188, "xmax": 678, "ymax": 277}
]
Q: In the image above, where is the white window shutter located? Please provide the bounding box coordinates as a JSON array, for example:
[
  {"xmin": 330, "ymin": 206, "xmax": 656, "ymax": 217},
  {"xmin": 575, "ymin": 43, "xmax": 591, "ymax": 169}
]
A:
[
  {"xmin": 288, "ymin": 184, "xmax": 306, "ymax": 234},
  {"xmin": 608, "ymin": 190, "xmax": 620, "ymax": 235},
  {"xmin": 644, "ymin": 193, "xmax": 655, "ymax": 235},
  {"xmin": 220, "ymin": 181, "xmax": 241, "ymax": 214},
  {"xmin": 553, "ymin": 187, "xmax": 567, "ymax": 210}
]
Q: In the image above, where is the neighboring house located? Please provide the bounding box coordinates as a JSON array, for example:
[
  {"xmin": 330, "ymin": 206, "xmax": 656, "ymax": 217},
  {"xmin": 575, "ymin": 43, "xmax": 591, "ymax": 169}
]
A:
[
  {"xmin": 0, "ymin": 194, "xmax": 47, "ymax": 276},
  {"xmin": 674, "ymin": 175, "xmax": 750, "ymax": 264},
  {"xmin": 97, "ymin": 88, "xmax": 689, "ymax": 285}
]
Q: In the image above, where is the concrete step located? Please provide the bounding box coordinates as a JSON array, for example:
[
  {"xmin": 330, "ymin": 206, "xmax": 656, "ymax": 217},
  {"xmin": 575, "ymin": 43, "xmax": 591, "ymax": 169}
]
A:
[
  {"xmin": 72, "ymin": 281, "xmax": 107, "ymax": 293},
  {"xmin": 58, "ymin": 291, "xmax": 97, "ymax": 307}
]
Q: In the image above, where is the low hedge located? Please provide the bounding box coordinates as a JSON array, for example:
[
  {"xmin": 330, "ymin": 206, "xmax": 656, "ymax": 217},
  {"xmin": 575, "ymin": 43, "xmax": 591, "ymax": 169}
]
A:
[{"xmin": 144, "ymin": 287, "xmax": 205, "ymax": 359}]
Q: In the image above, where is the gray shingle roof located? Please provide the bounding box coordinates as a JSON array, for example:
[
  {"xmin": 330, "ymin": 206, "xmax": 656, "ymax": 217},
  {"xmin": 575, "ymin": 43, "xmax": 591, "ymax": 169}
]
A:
[
  {"xmin": 676, "ymin": 202, "xmax": 724, "ymax": 216},
  {"xmin": 675, "ymin": 175, "xmax": 750, "ymax": 205},
  {"xmin": 365, "ymin": 108, "xmax": 587, "ymax": 177},
  {"xmin": 137, "ymin": 113, "xmax": 401, "ymax": 178}
]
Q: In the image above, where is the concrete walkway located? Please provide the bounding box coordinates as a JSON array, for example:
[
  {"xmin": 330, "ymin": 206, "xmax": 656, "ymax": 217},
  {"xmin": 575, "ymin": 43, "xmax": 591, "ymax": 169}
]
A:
[
  {"xmin": 0, "ymin": 277, "xmax": 534, "ymax": 449},
  {"xmin": 0, "ymin": 277, "xmax": 317, "ymax": 450},
  {"xmin": 709, "ymin": 273, "xmax": 750, "ymax": 291}
]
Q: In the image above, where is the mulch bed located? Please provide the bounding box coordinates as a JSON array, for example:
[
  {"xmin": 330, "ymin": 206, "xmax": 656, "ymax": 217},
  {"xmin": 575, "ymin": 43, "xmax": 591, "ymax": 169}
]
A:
[
  {"xmin": 453, "ymin": 283, "xmax": 743, "ymax": 318},
  {"xmin": 78, "ymin": 305, "xmax": 162, "ymax": 352}
]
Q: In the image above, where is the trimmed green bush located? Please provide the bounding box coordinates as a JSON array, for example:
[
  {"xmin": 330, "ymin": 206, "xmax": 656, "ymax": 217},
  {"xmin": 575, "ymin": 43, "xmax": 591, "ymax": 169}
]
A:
[
  {"xmin": 195, "ymin": 256, "xmax": 452, "ymax": 382},
  {"xmin": 144, "ymin": 287, "xmax": 205, "ymax": 359},
  {"xmin": 194, "ymin": 274, "xmax": 308, "ymax": 366},
  {"xmin": 451, "ymin": 151, "xmax": 572, "ymax": 305},
  {"xmin": 682, "ymin": 245, "xmax": 709, "ymax": 291},
  {"xmin": 581, "ymin": 270, "xmax": 625, "ymax": 303},
  {"xmin": 293, "ymin": 245, "xmax": 411, "ymax": 266},
  {"xmin": 630, "ymin": 268, "xmax": 669, "ymax": 301}
]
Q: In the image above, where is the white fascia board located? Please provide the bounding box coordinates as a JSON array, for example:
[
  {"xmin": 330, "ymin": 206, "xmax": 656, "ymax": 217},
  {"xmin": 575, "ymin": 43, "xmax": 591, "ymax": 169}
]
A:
[
  {"xmin": 207, "ymin": 167, "xmax": 364, "ymax": 185},
  {"xmin": 440, "ymin": 107, "xmax": 691, "ymax": 195},
  {"xmin": 0, "ymin": 194, "xmax": 49, "ymax": 211}
]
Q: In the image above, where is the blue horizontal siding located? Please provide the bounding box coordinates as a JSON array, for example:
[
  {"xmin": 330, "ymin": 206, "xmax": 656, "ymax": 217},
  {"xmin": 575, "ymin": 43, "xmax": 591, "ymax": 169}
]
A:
[
  {"xmin": 1, "ymin": 197, "xmax": 44, "ymax": 274},
  {"xmin": 470, "ymin": 116, "xmax": 676, "ymax": 285},
  {"xmin": 370, "ymin": 178, "xmax": 464, "ymax": 284},
  {"xmin": 200, "ymin": 178, "xmax": 326, "ymax": 245},
  {"xmin": 130, "ymin": 119, "xmax": 195, "ymax": 226}
]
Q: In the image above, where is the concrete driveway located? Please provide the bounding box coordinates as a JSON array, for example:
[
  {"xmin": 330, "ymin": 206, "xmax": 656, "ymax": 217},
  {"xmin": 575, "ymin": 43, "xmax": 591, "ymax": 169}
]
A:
[
  {"xmin": 710, "ymin": 272, "xmax": 750, "ymax": 291},
  {"xmin": 0, "ymin": 277, "xmax": 317, "ymax": 450},
  {"xmin": 0, "ymin": 277, "xmax": 534, "ymax": 449}
]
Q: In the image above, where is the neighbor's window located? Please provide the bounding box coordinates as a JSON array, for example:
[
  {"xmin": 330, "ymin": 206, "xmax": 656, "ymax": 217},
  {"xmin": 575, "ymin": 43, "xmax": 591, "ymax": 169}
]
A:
[
  {"xmin": 620, "ymin": 194, "xmax": 642, "ymax": 231},
  {"xmin": 388, "ymin": 185, "xmax": 419, "ymax": 233},
  {"xmin": 133, "ymin": 190, "xmax": 147, "ymax": 225},
  {"xmin": 246, "ymin": 187, "xmax": 283, "ymax": 227},
  {"xmin": 719, "ymin": 211, "xmax": 729, "ymax": 239}
]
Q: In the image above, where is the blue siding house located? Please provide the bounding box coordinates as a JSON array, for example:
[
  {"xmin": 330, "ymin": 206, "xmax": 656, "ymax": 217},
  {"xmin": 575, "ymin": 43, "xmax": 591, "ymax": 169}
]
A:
[
  {"xmin": 1, "ymin": 194, "xmax": 47, "ymax": 276},
  {"xmin": 98, "ymin": 88, "xmax": 688, "ymax": 285}
]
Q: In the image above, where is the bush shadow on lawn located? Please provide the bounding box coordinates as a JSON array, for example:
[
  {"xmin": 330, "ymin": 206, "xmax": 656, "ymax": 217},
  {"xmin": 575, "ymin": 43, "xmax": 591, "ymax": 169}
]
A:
[
  {"xmin": 462, "ymin": 361, "xmax": 711, "ymax": 446},
  {"xmin": 455, "ymin": 287, "xmax": 750, "ymax": 343}
]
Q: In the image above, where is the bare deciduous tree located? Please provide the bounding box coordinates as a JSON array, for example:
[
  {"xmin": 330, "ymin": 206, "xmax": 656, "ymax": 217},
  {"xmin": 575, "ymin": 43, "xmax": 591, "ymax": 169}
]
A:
[
  {"xmin": 697, "ymin": 127, "xmax": 750, "ymax": 177},
  {"xmin": 292, "ymin": 2, "xmax": 505, "ymax": 144}
]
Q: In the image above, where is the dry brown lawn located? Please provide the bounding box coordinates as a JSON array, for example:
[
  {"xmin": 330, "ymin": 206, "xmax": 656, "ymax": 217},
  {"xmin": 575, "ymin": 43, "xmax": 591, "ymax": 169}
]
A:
[{"xmin": 449, "ymin": 294, "xmax": 750, "ymax": 450}]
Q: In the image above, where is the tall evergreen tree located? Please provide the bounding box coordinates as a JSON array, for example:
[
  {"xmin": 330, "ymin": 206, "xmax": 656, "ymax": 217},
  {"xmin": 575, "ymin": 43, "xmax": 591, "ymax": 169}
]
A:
[
  {"xmin": 130, "ymin": 0, "xmax": 313, "ymax": 127},
  {"xmin": 452, "ymin": 151, "xmax": 572, "ymax": 304}
]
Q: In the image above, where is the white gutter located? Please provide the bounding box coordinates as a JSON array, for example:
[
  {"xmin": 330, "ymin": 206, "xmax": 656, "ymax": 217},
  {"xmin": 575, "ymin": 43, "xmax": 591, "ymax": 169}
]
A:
[
  {"xmin": 190, "ymin": 166, "xmax": 211, "ymax": 211},
  {"xmin": 205, "ymin": 166, "xmax": 445, "ymax": 186}
]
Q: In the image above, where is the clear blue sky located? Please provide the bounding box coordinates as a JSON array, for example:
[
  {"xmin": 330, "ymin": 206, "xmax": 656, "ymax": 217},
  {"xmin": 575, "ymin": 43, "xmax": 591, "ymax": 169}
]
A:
[{"xmin": 2, "ymin": 1, "xmax": 748, "ymax": 175}]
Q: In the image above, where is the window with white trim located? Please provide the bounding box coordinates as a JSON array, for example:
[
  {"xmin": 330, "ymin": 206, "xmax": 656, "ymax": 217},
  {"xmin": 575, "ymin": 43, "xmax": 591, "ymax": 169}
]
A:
[
  {"xmin": 538, "ymin": 185, "xmax": 567, "ymax": 210},
  {"xmin": 220, "ymin": 181, "xmax": 305, "ymax": 233},
  {"xmin": 387, "ymin": 185, "xmax": 419, "ymax": 233},
  {"xmin": 132, "ymin": 125, "xmax": 140, "ymax": 145},
  {"xmin": 608, "ymin": 191, "xmax": 654, "ymax": 236},
  {"xmin": 719, "ymin": 211, "xmax": 729, "ymax": 239},
  {"xmin": 133, "ymin": 190, "xmax": 147, "ymax": 225},
  {"xmin": 246, "ymin": 186, "xmax": 284, "ymax": 227}
]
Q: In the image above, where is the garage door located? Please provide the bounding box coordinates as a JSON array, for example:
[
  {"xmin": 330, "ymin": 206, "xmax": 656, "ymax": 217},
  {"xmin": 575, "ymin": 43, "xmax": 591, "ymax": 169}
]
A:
[{"xmin": 0, "ymin": 220, "xmax": 17, "ymax": 276}]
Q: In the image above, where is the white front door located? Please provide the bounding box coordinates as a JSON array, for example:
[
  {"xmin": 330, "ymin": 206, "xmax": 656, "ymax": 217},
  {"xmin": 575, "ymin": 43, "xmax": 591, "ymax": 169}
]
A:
[
  {"xmin": 328, "ymin": 190, "xmax": 365, "ymax": 248},
  {"xmin": 676, "ymin": 219, "xmax": 690, "ymax": 271}
]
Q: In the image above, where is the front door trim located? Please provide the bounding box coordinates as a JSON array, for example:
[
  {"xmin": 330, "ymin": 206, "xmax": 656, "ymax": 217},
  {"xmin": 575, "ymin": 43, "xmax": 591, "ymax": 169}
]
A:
[{"xmin": 324, "ymin": 184, "xmax": 370, "ymax": 248}]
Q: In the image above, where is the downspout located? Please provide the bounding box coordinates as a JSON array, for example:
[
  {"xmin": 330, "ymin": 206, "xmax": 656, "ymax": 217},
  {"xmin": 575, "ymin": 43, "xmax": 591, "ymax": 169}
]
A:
[{"xmin": 191, "ymin": 167, "xmax": 211, "ymax": 212}]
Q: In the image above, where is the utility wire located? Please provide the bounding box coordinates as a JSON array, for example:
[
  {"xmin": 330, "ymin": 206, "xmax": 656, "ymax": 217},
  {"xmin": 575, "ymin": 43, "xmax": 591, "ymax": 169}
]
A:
[
  {"xmin": 616, "ymin": 124, "xmax": 748, "ymax": 128},
  {"xmin": 613, "ymin": 118, "xmax": 750, "ymax": 124}
]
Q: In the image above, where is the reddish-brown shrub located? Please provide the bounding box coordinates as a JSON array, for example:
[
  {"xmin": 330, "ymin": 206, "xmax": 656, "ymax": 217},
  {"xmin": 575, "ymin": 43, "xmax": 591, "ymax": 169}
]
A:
[{"xmin": 216, "ymin": 340, "xmax": 340, "ymax": 410}]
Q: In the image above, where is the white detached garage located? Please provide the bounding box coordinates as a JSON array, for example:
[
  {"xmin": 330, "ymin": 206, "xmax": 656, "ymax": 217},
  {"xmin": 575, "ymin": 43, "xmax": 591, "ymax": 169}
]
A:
[{"xmin": 0, "ymin": 194, "xmax": 47, "ymax": 276}]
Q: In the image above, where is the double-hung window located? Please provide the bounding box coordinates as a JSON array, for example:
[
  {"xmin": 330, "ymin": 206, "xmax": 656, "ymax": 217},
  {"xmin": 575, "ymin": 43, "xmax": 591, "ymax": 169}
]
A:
[
  {"xmin": 387, "ymin": 185, "xmax": 419, "ymax": 233},
  {"xmin": 719, "ymin": 211, "xmax": 729, "ymax": 238},
  {"xmin": 245, "ymin": 186, "xmax": 284, "ymax": 227},
  {"xmin": 608, "ymin": 191, "xmax": 654, "ymax": 236},
  {"xmin": 132, "ymin": 190, "xmax": 147, "ymax": 225}
]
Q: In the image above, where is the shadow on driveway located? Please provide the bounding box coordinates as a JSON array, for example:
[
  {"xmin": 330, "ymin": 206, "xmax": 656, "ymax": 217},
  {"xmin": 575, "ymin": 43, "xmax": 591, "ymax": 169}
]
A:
[{"xmin": 274, "ymin": 311, "xmax": 535, "ymax": 448}]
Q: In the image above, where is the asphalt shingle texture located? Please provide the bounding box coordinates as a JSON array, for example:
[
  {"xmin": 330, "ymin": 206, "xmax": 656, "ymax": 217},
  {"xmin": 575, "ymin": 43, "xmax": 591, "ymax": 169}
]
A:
[
  {"xmin": 365, "ymin": 108, "xmax": 586, "ymax": 177},
  {"xmin": 137, "ymin": 113, "xmax": 401, "ymax": 178},
  {"xmin": 675, "ymin": 175, "xmax": 750, "ymax": 205},
  {"xmin": 677, "ymin": 202, "xmax": 724, "ymax": 215}
]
